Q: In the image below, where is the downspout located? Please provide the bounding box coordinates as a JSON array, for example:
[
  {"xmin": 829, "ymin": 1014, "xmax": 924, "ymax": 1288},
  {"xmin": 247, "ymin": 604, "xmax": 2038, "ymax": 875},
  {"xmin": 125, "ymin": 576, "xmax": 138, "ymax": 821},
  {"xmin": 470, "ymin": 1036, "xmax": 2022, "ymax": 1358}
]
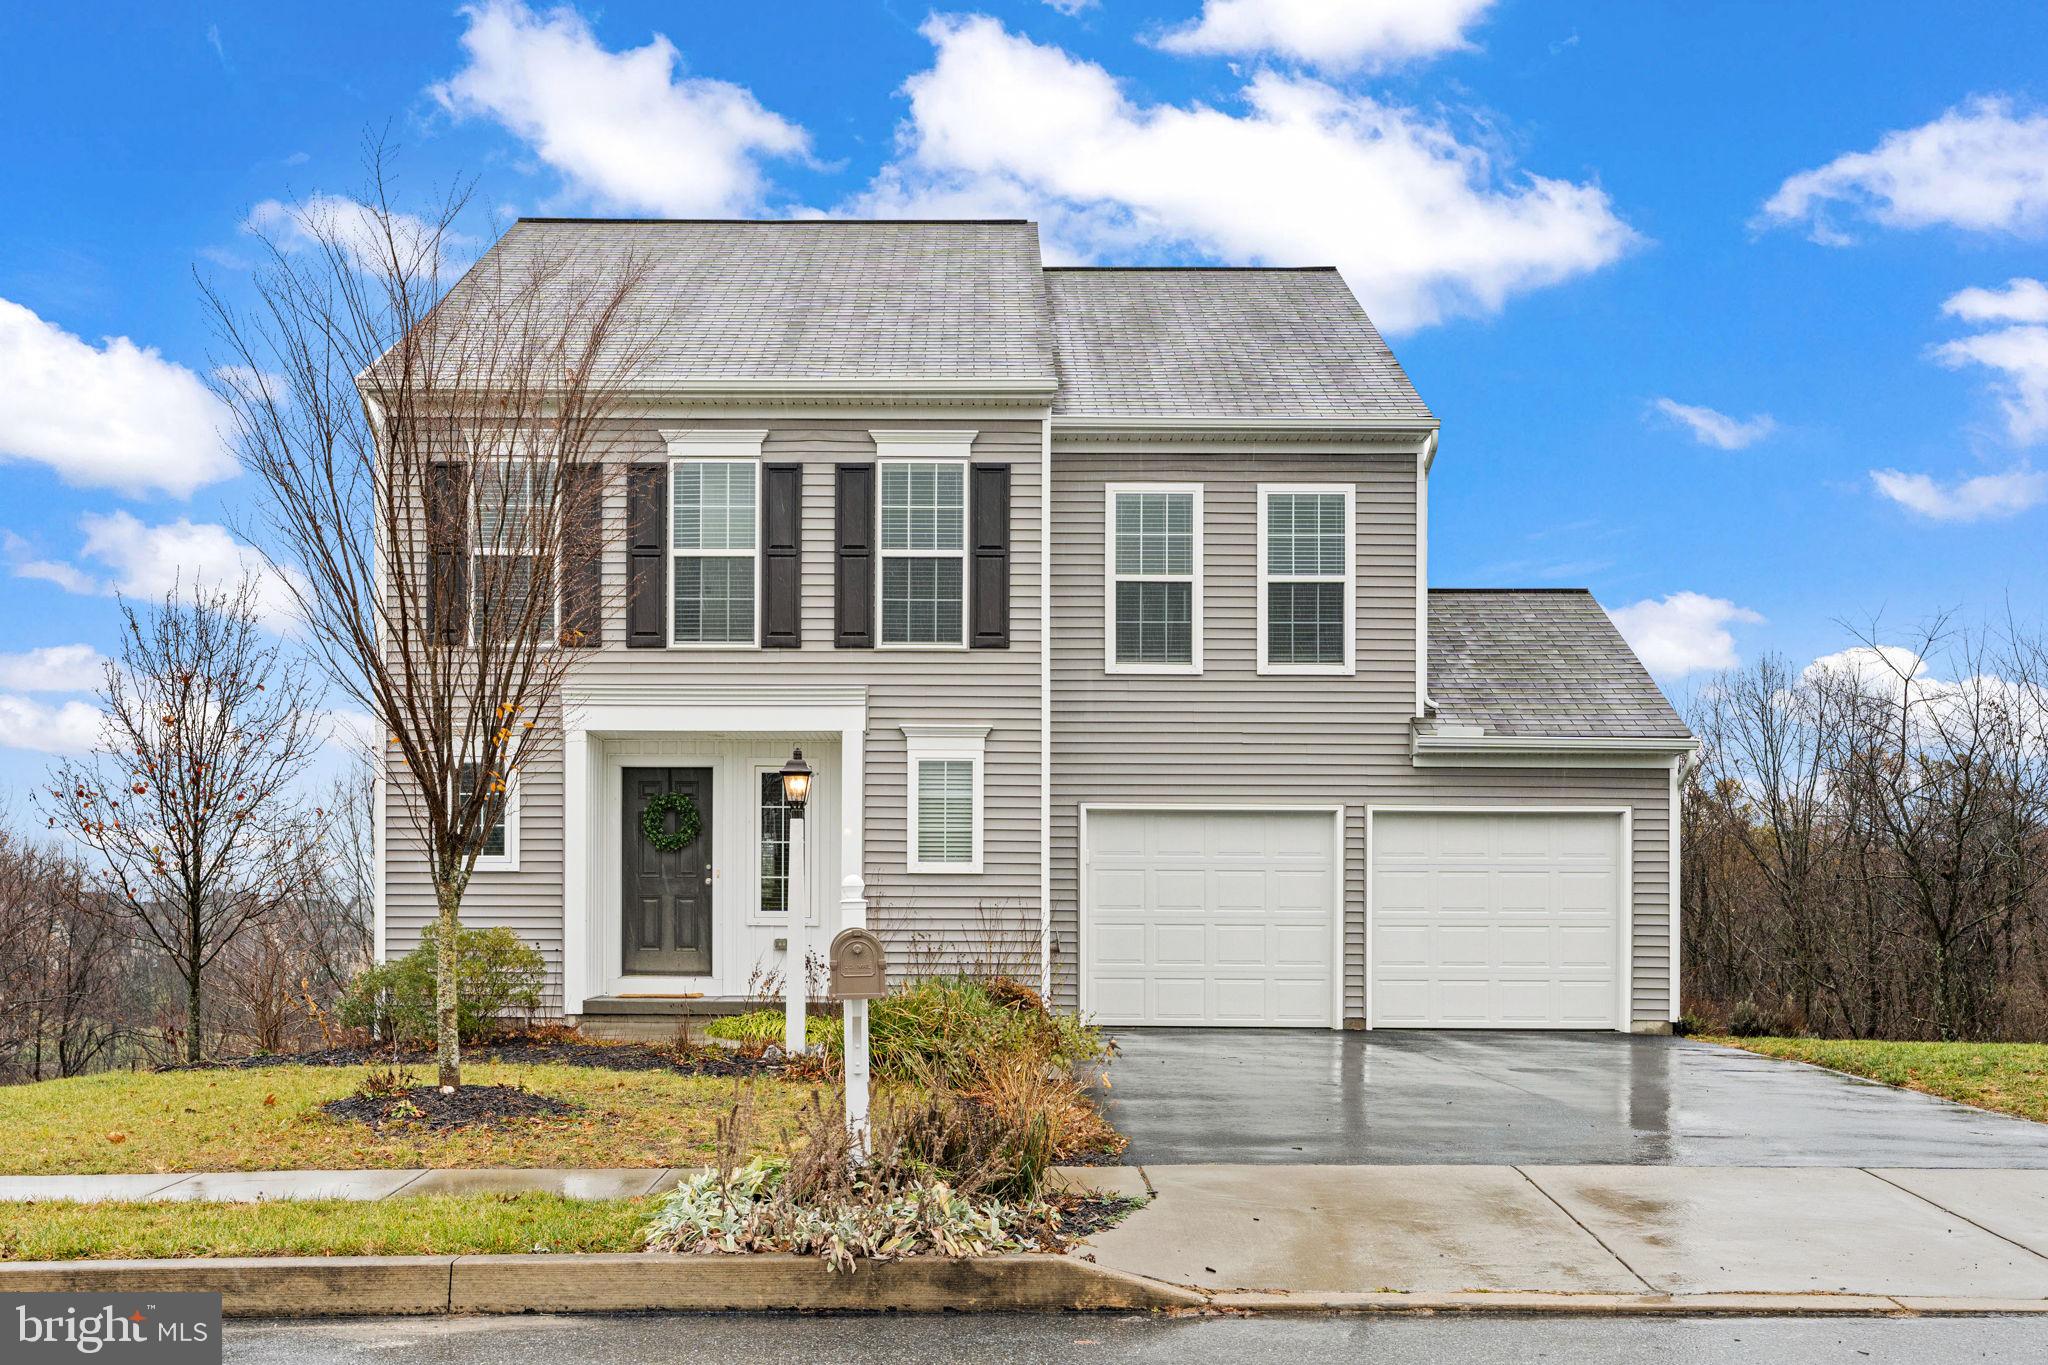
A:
[
  {"xmin": 1668, "ymin": 751, "xmax": 1685, "ymax": 1025},
  {"xmin": 1039, "ymin": 412, "xmax": 1054, "ymax": 1005}
]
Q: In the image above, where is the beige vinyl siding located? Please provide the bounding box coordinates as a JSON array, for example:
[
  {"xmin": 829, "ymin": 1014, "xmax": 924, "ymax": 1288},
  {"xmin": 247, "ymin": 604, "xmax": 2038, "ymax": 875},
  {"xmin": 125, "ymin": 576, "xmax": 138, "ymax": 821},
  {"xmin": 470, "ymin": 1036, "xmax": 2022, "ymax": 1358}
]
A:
[
  {"xmin": 380, "ymin": 417, "xmax": 1046, "ymax": 999},
  {"xmin": 1049, "ymin": 446, "xmax": 1673, "ymax": 1028}
]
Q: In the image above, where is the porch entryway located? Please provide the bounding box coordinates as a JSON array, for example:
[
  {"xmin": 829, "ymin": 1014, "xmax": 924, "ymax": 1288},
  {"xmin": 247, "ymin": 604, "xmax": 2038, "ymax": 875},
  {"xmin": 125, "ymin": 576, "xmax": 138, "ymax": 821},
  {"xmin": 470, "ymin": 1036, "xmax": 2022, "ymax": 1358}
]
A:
[{"xmin": 559, "ymin": 681, "xmax": 869, "ymax": 1019}]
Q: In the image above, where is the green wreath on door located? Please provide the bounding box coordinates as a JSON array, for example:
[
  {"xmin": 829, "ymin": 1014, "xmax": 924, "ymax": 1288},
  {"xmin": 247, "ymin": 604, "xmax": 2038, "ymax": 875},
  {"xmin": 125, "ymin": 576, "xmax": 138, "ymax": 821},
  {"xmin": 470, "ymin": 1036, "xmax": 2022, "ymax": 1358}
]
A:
[{"xmin": 640, "ymin": 791, "xmax": 703, "ymax": 852}]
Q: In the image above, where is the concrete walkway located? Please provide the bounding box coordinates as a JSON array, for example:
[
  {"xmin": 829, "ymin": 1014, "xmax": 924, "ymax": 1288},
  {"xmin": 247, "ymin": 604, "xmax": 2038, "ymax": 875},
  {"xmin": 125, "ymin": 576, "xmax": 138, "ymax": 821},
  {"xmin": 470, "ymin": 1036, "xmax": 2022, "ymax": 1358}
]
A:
[
  {"xmin": 0, "ymin": 1167, "xmax": 689, "ymax": 1202},
  {"xmin": 1072, "ymin": 1163, "xmax": 2048, "ymax": 1301}
]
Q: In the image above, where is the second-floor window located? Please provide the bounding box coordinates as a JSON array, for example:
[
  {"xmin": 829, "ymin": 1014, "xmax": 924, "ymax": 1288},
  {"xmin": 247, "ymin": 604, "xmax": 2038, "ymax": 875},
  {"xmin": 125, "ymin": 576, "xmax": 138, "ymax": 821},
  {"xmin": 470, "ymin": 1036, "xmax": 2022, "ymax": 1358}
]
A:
[
  {"xmin": 1107, "ymin": 485, "xmax": 1201, "ymax": 672},
  {"xmin": 879, "ymin": 460, "xmax": 966, "ymax": 646},
  {"xmin": 473, "ymin": 460, "xmax": 556, "ymax": 641},
  {"xmin": 671, "ymin": 459, "xmax": 758, "ymax": 646},
  {"xmin": 1259, "ymin": 484, "xmax": 1354, "ymax": 674}
]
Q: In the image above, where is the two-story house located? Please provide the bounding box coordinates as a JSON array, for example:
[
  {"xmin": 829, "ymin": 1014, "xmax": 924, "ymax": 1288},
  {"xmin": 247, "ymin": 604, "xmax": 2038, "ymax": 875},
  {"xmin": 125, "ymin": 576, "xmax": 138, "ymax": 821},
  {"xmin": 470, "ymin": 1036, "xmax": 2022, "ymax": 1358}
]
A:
[{"xmin": 375, "ymin": 218, "xmax": 1696, "ymax": 1036}]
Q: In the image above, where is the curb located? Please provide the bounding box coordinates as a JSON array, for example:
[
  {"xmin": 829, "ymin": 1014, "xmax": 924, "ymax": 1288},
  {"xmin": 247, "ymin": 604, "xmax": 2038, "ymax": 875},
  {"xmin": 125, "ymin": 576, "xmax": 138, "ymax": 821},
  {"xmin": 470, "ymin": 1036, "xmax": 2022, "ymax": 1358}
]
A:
[
  {"xmin": 5, "ymin": 1257, "xmax": 2045, "ymax": 1317},
  {"xmin": 0, "ymin": 1254, "xmax": 1204, "ymax": 1317}
]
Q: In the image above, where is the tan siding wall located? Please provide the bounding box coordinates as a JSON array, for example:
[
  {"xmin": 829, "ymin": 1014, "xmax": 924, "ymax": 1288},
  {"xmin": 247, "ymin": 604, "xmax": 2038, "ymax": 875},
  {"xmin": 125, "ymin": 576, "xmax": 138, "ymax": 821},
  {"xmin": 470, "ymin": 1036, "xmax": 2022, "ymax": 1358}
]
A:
[
  {"xmin": 1048, "ymin": 447, "xmax": 1673, "ymax": 1027},
  {"xmin": 381, "ymin": 417, "xmax": 1046, "ymax": 999}
]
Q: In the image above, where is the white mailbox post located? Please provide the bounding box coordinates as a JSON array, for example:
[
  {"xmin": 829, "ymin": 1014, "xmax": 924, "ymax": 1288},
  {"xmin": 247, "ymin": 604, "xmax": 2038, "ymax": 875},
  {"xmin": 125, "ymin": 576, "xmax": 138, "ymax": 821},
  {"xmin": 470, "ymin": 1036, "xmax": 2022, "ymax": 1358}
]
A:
[{"xmin": 829, "ymin": 917, "xmax": 885, "ymax": 1162}]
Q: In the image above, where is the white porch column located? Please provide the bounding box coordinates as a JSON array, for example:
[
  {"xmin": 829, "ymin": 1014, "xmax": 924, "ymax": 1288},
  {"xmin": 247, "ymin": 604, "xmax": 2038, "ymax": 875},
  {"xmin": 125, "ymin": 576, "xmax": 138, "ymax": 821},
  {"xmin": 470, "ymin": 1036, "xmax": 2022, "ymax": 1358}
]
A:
[
  {"xmin": 839, "ymin": 720, "xmax": 865, "ymax": 932},
  {"xmin": 560, "ymin": 725, "xmax": 589, "ymax": 1015}
]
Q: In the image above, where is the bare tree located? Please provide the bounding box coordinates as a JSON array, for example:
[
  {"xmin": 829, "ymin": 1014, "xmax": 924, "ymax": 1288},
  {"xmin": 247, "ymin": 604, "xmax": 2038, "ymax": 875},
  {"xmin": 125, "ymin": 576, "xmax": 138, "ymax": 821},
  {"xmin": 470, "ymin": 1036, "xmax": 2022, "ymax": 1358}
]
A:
[
  {"xmin": 37, "ymin": 583, "xmax": 324, "ymax": 1062},
  {"xmin": 203, "ymin": 143, "xmax": 647, "ymax": 1087}
]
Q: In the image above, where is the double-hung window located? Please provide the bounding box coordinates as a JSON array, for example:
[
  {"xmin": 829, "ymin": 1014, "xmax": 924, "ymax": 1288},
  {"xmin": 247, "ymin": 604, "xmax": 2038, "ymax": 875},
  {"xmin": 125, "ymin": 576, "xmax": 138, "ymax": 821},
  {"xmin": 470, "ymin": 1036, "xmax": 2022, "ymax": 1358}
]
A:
[
  {"xmin": 878, "ymin": 460, "xmax": 966, "ymax": 646},
  {"xmin": 1106, "ymin": 485, "xmax": 1201, "ymax": 672},
  {"xmin": 904, "ymin": 726, "xmax": 986, "ymax": 874},
  {"xmin": 670, "ymin": 458, "xmax": 759, "ymax": 645},
  {"xmin": 1258, "ymin": 484, "xmax": 1354, "ymax": 674},
  {"xmin": 472, "ymin": 460, "xmax": 555, "ymax": 642}
]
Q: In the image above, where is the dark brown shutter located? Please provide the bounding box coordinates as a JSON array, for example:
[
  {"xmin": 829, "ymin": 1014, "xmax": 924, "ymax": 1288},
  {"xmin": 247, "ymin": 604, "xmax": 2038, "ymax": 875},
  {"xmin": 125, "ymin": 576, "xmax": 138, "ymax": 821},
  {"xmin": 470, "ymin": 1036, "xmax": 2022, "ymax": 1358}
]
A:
[
  {"xmin": 762, "ymin": 462, "xmax": 802, "ymax": 648},
  {"xmin": 625, "ymin": 462, "xmax": 667, "ymax": 649},
  {"xmin": 425, "ymin": 462, "xmax": 470, "ymax": 645},
  {"xmin": 834, "ymin": 463, "xmax": 875, "ymax": 647},
  {"xmin": 969, "ymin": 463, "xmax": 1011, "ymax": 649},
  {"xmin": 559, "ymin": 463, "xmax": 604, "ymax": 648}
]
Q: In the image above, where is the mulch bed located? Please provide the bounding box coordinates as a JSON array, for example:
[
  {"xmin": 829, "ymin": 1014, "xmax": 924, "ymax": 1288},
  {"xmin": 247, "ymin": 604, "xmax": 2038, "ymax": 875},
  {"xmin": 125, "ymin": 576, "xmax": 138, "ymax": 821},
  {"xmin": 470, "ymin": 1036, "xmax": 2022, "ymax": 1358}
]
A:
[
  {"xmin": 320, "ymin": 1083, "xmax": 582, "ymax": 1130},
  {"xmin": 171, "ymin": 1036, "xmax": 791, "ymax": 1078},
  {"xmin": 1042, "ymin": 1194, "xmax": 1145, "ymax": 1248}
]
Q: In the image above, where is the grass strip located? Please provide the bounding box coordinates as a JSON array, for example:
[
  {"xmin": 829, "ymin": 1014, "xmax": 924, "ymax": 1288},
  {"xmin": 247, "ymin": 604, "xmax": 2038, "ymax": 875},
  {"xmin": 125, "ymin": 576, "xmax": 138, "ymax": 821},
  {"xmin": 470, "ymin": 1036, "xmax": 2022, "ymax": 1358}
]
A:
[{"xmin": 1713, "ymin": 1036, "xmax": 2048, "ymax": 1123}]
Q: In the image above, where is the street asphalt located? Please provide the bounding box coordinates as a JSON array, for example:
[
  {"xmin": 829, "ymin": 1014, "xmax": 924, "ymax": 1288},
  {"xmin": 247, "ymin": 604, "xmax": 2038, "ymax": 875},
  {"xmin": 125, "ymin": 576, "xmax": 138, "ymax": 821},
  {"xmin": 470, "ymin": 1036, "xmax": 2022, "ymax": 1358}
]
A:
[
  {"xmin": 221, "ymin": 1311, "xmax": 2048, "ymax": 1364},
  {"xmin": 1097, "ymin": 1029, "xmax": 2048, "ymax": 1165}
]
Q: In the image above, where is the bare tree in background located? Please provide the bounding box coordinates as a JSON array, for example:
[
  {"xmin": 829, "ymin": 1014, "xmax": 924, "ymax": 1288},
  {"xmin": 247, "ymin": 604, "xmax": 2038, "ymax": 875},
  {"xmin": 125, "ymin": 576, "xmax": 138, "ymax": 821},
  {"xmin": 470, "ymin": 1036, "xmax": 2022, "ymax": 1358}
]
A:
[
  {"xmin": 203, "ymin": 143, "xmax": 648, "ymax": 1088},
  {"xmin": 37, "ymin": 583, "xmax": 324, "ymax": 1063},
  {"xmin": 0, "ymin": 826, "xmax": 134, "ymax": 1082}
]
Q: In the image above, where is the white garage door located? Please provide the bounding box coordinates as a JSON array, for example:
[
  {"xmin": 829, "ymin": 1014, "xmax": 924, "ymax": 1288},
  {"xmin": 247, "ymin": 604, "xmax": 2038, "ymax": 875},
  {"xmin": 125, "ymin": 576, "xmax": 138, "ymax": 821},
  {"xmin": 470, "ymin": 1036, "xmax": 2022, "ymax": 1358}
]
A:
[
  {"xmin": 1371, "ymin": 811, "xmax": 1624, "ymax": 1029},
  {"xmin": 1085, "ymin": 808, "xmax": 1338, "ymax": 1027}
]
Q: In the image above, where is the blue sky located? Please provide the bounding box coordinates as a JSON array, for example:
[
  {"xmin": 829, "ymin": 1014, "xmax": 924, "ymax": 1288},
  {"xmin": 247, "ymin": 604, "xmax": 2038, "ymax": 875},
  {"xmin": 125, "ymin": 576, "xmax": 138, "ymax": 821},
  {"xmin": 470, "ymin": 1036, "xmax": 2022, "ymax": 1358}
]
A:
[{"xmin": 2, "ymin": 0, "xmax": 2046, "ymax": 799}]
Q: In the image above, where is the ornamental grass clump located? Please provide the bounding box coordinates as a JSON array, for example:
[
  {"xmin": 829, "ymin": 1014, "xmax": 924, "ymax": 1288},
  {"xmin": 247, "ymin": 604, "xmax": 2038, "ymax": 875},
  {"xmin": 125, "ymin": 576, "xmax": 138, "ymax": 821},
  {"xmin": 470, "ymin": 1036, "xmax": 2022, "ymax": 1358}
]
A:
[{"xmin": 642, "ymin": 1080, "xmax": 1072, "ymax": 1271}]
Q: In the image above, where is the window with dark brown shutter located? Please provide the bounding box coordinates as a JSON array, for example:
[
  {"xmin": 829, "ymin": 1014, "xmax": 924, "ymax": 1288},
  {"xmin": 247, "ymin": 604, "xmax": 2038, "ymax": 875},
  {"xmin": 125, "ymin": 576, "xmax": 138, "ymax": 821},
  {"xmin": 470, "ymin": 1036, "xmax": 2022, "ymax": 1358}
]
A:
[
  {"xmin": 762, "ymin": 462, "xmax": 802, "ymax": 648},
  {"xmin": 834, "ymin": 463, "xmax": 876, "ymax": 647},
  {"xmin": 426, "ymin": 462, "xmax": 470, "ymax": 645},
  {"xmin": 559, "ymin": 463, "xmax": 604, "ymax": 648},
  {"xmin": 970, "ymin": 463, "xmax": 1011, "ymax": 649},
  {"xmin": 625, "ymin": 462, "xmax": 667, "ymax": 648}
]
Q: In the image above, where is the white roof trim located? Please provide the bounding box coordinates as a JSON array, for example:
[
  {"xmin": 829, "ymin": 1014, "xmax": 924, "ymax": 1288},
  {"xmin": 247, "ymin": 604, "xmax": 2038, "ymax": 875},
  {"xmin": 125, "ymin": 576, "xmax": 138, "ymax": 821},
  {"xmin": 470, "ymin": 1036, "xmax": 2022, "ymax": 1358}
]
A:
[
  {"xmin": 1052, "ymin": 414, "xmax": 1438, "ymax": 431},
  {"xmin": 1412, "ymin": 730, "xmax": 1699, "ymax": 770}
]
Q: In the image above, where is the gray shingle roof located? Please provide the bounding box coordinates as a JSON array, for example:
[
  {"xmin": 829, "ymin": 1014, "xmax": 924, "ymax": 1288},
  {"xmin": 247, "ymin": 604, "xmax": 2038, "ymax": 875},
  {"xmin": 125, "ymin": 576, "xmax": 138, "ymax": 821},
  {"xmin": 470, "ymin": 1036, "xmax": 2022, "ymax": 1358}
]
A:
[
  {"xmin": 461, "ymin": 219, "xmax": 1056, "ymax": 385},
  {"xmin": 1427, "ymin": 590, "xmax": 1691, "ymax": 741},
  {"xmin": 1044, "ymin": 268, "xmax": 1433, "ymax": 421}
]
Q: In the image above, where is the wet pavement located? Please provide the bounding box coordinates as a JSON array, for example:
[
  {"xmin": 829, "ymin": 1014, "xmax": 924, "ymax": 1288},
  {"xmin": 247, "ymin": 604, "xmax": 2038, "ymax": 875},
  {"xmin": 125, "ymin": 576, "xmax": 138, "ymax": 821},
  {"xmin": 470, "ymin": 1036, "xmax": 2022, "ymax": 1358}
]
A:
[
  {"xmin": 1095, "ymin": 1029, "xmax": 2048, "ymax": 1166},
  {"xmin": 222, "ymin": 1310, "xmax": 2048, "ymax": 1364}
]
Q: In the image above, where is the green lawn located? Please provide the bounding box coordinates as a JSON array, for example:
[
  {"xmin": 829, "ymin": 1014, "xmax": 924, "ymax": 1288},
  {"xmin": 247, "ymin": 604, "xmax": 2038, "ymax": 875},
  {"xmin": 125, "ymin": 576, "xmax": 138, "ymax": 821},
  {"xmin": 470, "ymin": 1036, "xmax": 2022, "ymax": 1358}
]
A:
[
  {"xmin": 0, "ymin": 1064, "xmax": 809, "ymax": 1176},
  {"xmin": 0, "ymin": 1194, "xmax": 648, "ymax": 1261},
  {"xmin": 1713, "ymin": 1037, "xmax": 2048, "ymax": 1123}
]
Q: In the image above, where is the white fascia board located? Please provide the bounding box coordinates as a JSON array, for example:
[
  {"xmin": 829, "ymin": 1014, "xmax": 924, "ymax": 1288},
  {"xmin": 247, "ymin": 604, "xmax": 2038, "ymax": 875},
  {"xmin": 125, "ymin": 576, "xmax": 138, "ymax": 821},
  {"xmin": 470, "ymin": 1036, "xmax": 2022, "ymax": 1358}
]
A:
[{"xmin": 1411, "ymin": 732, "xmax": 1701, "ymax": 769}]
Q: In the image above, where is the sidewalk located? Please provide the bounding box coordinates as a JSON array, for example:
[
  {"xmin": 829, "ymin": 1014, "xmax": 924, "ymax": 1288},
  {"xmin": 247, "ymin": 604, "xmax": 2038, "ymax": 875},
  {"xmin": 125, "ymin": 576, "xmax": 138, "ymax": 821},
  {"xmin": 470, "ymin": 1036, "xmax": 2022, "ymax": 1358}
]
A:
[
  {"xmin": 1069, "ymin": 1163, "xmax": 2048, "ymax": 1302},
  {"xmin": 0, "ymin": 1167, "xmax": 689, "ymax": 1202},
  {"xmin": 11, "ymin": 1161, "xmax": 2048, "ymax": 1307}
]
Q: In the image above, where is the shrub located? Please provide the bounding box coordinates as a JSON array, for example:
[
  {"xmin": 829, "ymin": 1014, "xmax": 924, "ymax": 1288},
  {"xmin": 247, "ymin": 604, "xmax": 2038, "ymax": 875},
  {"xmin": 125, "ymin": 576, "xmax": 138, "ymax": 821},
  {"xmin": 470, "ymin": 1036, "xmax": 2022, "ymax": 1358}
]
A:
[
  {"xmin": 337, "ymin": 925, "xmax": 544, "ymax": 1045},
  {"xmin": 704, "ymin": 976, "xmax": 1105, "ymax": 1084}
]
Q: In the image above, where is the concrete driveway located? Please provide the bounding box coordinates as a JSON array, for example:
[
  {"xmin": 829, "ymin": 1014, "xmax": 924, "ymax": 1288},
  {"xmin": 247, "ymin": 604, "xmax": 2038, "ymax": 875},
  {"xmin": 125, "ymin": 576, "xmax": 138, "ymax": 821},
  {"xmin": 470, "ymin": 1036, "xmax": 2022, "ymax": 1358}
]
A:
[{"xmin": 1095, "ymin": 1029, "xmax": 2048, "ymax": 1166}]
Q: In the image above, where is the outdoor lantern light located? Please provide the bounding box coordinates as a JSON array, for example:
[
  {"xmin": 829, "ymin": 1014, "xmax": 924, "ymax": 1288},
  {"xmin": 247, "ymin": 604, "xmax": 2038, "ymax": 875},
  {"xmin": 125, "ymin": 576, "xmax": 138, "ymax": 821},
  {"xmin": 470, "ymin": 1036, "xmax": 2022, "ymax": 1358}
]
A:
[{"xmin": 780, "ymin": 747, "xmax": 812, "ymax": 814}]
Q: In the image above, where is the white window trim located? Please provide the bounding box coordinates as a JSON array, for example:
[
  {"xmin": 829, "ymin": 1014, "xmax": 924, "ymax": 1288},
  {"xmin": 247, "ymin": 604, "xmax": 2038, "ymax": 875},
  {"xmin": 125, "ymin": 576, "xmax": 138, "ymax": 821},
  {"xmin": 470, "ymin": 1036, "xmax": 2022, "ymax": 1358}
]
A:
[
  {"xmin": 877, "ymin": 456, "xmax": 970, "ymax": 651},
  {"xmin": 457, "ymin": 756, "xmax": 521, "ymax": 875},
  {"xmin": 1256, "ymin": 482, "xmax": 1355, "ymax": 677},
  {"xmin": 666, "ymin": 449, "xmax": 763, "ymax": 650},
  {"xmin": 467, "ymin": 456, "xmax": 560, "ymax": 651},
  {"xmin": 1103, "ymin": 483, "xmax": 1204, "ymax": 676},
  {"xmin": 904, "ymin": 724, "xmax": 987, "ymax": 874}
]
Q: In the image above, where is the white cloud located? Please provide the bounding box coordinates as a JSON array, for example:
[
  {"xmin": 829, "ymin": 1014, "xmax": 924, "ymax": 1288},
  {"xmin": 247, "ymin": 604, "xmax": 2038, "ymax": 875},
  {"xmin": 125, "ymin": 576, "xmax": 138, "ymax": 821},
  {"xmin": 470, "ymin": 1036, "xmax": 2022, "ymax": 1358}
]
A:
[
  {"xmin": 1870, "ymin": 466, "xmax": 2047, "ymax": 522},
  {"xmin": 1650, "ymin": 398, "xmax": 1776, "ymax": 450},
  {"xmin": 1609, "ymin": 592, "xmax": 1764, "ymax": 678},
  {"xmin": 431, "ymin": 0, "xmax": 810, "ymax": 216},
  {"xmin": 1931, "ymin": 324, "xmax": 2048, "ymax": 443},
  {"xmin": 851, "ymin": 15, "xmax": 1635, "ymax": 332},
  {"xmin": 1943, "ymin": 277, "xmax": 2048, "ymax": 325},
  {"xmin": 0, "ymin": 694, "xmax": 103, "ymax": 756},
  {"xmin": 1043, "ymin": 0, "xmax": 1096, "ymax": 12},
  {"xmin": 1760, "ymin": 97, "xmax": 2048, "ymax": 244},
  {"xmin": 243, "ymin": 194, "xmax": 470, "ymax": 278},
  {"xmin": 11, "ymin": 512, "xmax": 300, "ymax": 625},
  {"xmin": 0, "ymin": 645, "xmax": 106, "ymax": 694},
  {"xmin": 1155, "ymin": 0, "xmax": 1494, "ymax": 72},
  {"xmin": 0, "ymin": 297, "xmax": 235, "ymax": 497}
]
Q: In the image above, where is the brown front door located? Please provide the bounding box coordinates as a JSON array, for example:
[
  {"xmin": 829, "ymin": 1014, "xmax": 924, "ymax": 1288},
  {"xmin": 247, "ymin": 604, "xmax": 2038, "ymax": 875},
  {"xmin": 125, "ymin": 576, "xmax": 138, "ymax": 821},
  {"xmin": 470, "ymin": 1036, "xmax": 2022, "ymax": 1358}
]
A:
[{"xmin": 622, "ymin": 767, "xmax": 714, "ymax": 975}]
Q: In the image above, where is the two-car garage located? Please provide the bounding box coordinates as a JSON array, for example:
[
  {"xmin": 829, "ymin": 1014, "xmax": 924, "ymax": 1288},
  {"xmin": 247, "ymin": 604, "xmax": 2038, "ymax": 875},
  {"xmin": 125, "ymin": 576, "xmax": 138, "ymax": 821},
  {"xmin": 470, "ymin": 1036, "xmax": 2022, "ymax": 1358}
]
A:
[{"xmin": 1081, "ymin": 806, "xmax": 1629, "ymax": 1030}]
